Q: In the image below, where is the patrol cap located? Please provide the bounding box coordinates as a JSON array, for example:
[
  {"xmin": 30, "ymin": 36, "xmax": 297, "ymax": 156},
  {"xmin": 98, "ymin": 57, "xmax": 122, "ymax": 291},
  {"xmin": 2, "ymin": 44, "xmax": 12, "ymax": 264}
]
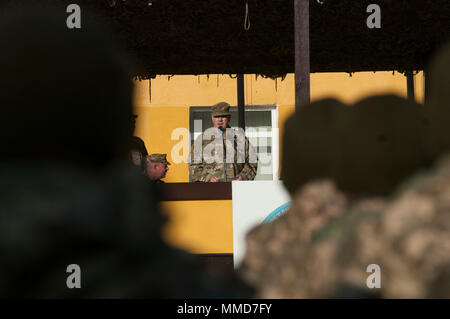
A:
[
  {"xmin": 211, "ymin": 102, "xmax": 231, "ymax": 117},
  {"xmin": 146, "ymin": 153, "xmax": 171, "ymax": 165}
]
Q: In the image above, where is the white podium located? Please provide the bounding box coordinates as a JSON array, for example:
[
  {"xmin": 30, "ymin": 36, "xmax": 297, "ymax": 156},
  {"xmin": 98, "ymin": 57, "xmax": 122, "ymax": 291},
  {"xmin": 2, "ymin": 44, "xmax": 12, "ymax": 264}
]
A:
[{"xmin": 232, "ymin": 180, "xmax": 291, "ymax": 268}]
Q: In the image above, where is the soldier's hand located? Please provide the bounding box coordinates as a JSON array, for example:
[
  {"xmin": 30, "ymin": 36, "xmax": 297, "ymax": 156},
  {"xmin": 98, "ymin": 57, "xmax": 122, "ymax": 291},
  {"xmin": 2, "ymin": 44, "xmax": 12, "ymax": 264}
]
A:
[
  {"xmin": 234, "ymin": 176, "xmax": 242, "ymax": 181},
  {"xmin": 210, "ymin": 176, "xmax": 219, "ymax": 182}
]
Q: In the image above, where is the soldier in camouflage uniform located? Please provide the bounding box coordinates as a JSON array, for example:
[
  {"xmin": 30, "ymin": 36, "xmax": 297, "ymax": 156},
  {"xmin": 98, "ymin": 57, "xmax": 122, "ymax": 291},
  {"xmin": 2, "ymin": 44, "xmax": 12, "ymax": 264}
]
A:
[
  {"xmin": 145, "ymin": 153, "xmax": 171, "ymax": 182},
  {"xmin": 189, "ymin": 102, "xmax": 258, "ymax": 182}
]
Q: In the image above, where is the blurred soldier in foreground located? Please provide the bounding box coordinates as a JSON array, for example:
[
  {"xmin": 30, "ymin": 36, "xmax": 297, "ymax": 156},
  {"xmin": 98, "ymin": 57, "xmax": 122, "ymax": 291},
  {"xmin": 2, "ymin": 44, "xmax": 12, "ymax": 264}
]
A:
[
  {"xmin": 130, "ymin": 114, "xmax": 149, "ymax": 170},
  {"xmin": 0, "ymin": 4, "xmax": 252, "ymax": 298},
  {"xmin": 145, "ymin": 154, "xmax": 170, "ymax": 182},
  {"xmin": 240, "ymin": 44, "xmax": 450, "ymax": 297},
  {"xmin": 326, "ymin": 43, "xmax": 450, "ymax": 299},
  {"xmin": 239, "ymin": 93, "xmax": 445, "ymax": 298},
  {"xmin": 189, "ymin": 102, "xmax": 258, "ymax": 182}
]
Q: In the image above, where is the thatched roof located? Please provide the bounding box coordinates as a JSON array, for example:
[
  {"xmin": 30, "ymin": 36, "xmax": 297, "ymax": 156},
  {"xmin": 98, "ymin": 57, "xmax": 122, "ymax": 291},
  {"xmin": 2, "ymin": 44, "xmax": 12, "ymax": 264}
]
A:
[{"xmin": 7, "ymin": 0, "xmax": 450, "ymax": 78}]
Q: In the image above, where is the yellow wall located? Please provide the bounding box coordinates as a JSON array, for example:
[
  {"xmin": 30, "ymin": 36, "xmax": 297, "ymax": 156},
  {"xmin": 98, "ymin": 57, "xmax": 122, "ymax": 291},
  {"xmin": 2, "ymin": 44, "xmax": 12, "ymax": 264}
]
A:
[
  {"xmin": 134, "ymin": 71, "xmax": 424, "ymax": 183},
  {"xmin": 133, "ymin": 71, "xmax": 425, "ymax": 254},
  {"xmin": 160, "ymin": 200, "xmax": 233, "ymax": 253},
  {"xmin": 310, "ymin": 72, "xmax": 424, "ymax": 104},
  {"xmin": 134, "ymin": 106, "xmax": 190, "ymax": 182}
]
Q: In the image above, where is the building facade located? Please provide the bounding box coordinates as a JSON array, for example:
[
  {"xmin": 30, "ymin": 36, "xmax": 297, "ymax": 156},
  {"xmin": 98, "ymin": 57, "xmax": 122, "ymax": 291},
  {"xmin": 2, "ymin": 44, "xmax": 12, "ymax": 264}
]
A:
[{"xmin": 133, "ymin": 72, "xmax": 424, "ymax": 254}]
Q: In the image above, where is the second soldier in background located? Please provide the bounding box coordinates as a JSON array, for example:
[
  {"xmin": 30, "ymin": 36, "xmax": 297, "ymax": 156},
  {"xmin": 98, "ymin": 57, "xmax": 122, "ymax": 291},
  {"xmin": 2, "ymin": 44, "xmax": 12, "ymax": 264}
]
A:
[{"xmin": 146, "ymin": 153, "xmax": 170, "ymax": 183}]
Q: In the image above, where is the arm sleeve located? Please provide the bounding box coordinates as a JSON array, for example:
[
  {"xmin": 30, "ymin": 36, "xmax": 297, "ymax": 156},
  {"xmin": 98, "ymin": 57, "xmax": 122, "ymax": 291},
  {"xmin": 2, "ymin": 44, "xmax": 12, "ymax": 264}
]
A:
[
  {"xmin": 190, "ymin": 162, "xmax": 208, "ymax": 182},
  {"xmin": 189, "ymin": 140, "xmax": 208, "ymax": 182},
  {"xmin": 238, "ymin": 137, "xmax": 258, "ymax": 181}
]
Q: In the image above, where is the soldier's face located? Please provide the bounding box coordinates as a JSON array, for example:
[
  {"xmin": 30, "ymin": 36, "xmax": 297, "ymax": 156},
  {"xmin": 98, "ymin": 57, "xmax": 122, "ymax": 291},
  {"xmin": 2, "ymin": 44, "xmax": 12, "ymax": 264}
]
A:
[
  {"xmin": 160, "ymin": 164, "xmax": 169, "ymax": 178},
  {"xmin": 146, "ymin": 163, "xmax": 168, "ymax": 180},
  {"xmin": 212, "ymin": 115, "xmax": 230, "ymax": 130}
]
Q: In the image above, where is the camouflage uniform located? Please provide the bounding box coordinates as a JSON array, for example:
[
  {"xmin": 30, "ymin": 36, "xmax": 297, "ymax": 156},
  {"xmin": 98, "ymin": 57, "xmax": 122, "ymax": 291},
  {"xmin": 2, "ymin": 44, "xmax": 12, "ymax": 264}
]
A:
[
  {"xmin": 239, "ymin": 179, "xmax": 351, "ymax": 298},
  {"xmin": 189, "ymin": 102, "xmax": 258, "ymax": 182},
  {"xmin": 240, "ymin": 88, "xmax": 450, "ymax": 298},
  {"xmin": 313, "ymin": 155, "xmax": 450, "ymax": 299},
  {"xmin": 241, "ymin": 156, "xmax": 450, "ymax": 298}
]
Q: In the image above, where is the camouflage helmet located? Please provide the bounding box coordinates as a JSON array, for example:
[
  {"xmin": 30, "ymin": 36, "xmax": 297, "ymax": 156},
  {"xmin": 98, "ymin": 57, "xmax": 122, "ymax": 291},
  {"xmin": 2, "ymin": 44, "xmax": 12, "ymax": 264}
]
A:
[
  {"xmin": 146, "ymin": 153, "xmax": 171, "ymax": 165},
  {"xmin": 211, "ymin": 102, "xmax": 231, "ymax": 117}
]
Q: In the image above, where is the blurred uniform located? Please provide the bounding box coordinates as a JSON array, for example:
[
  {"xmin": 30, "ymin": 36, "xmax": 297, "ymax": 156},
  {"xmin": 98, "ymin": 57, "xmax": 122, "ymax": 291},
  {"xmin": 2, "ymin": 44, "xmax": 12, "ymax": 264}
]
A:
[
  {"xmin": 0, "ymin": 5, "xmax": 254, "ymax": 299},
  {"xmin": 240, "ymin": 94, "xmax": 444, "ymax": 298},
  {"xmin": 189, "ymin": 102, "xmax": 258, "ymax": 182}
]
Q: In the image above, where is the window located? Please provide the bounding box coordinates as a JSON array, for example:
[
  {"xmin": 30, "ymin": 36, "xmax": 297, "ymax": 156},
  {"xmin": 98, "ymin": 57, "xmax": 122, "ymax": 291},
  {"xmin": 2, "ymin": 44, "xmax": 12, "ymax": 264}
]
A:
[{"xmin": 189, "ymin": 105, "xmax": 279, "ymax": 181}]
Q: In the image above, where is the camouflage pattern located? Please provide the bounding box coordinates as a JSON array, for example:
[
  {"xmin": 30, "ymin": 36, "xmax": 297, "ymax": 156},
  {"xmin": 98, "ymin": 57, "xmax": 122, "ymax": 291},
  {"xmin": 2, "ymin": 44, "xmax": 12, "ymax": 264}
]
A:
[
  {"xmin": 211, "ymin": 101, "xmax": 231, "ymax": 117},
  {"xmin": 327, "ymin": 154, "xmax": 450, "ymax": 298},
  {"xmin": 240, "ymin": 90, "xmax": 450, "ymax": 297},
  {"xmin": 239, "ymin": 179, "xmax": 352, "ymax": 298},
  {"xmin": 241, "ymin": 156, "xmax": 450, "ymax": 298},
  {"xmin": 146, "ymin": 153, "xmax": 171, "ymax": 166},
  {"xmin": 189, "ymin": 127, "xmax": 258, "ymax": 182}
]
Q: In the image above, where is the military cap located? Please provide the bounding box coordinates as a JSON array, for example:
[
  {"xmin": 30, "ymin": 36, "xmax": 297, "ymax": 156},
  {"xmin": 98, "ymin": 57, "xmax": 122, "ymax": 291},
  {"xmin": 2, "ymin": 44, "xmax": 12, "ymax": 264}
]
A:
[
  {"xmin": 146, "ymin": 153, "xmax": 171, "ymax": 165},
  {"xmin": 211, "ymin": 102, "xmax": 231, "ymax": 117}
]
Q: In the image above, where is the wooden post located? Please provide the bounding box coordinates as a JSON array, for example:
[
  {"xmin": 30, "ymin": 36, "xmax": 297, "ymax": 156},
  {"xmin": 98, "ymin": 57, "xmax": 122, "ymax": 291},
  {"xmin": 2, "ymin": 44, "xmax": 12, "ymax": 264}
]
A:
[
  {"xmin": 406, "ymin": 71, "xmax": 415, "ymax": 102},
  {"xmin": 424, "ymin": 71, "xmax": 429, "ymax": 105},
  {"xmin": 237, "ymin": 74, "xmax": 246, "ymax": 131},
  {"xmin": 294, "ymin": 0, "xmax": 311, "ymax": 111},
  {"xmin": 149, "ymin": 78, "xmax": 152, "ymax": 104}
]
